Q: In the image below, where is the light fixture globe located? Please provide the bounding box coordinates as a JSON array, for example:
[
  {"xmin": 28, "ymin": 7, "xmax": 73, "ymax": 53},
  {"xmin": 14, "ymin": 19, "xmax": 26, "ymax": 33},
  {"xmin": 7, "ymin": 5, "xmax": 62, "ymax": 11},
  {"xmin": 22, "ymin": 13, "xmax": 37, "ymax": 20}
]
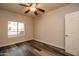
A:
[{"xmin": 30, "ymin": 7, "xmax": 36, "ymax": 11}]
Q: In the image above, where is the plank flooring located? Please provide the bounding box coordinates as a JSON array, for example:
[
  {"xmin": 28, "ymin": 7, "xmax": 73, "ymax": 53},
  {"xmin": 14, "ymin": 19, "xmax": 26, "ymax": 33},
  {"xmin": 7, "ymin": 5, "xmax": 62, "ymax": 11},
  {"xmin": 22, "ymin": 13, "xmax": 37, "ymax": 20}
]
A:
[{"xmin": 0, "ymin": 40, "xmax": 73, "ymax": 56}]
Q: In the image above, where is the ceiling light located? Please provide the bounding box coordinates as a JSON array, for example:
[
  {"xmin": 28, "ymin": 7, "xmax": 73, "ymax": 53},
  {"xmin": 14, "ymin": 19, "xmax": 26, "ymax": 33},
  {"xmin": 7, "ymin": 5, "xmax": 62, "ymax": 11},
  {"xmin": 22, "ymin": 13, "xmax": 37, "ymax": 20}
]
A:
[{"xmin": 30, "ymin": 7, "xmax": 36, "ymax": 11}]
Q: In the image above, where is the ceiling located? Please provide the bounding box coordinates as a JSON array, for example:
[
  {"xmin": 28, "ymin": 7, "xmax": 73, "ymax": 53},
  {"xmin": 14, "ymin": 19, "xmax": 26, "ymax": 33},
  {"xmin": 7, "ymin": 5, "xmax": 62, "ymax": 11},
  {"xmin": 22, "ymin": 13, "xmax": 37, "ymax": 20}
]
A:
[{"xmin": 0, "ymin": 3, "xmax": 69, "ymax": 18}]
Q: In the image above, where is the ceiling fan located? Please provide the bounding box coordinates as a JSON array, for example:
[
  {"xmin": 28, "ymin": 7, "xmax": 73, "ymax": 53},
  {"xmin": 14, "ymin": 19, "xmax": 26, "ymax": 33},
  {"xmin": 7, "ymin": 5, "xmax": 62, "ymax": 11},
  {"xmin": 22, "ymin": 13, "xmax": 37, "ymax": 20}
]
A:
[{"xmin": 19, "ymin": 3, "xmax": 45, "ymax": 15}]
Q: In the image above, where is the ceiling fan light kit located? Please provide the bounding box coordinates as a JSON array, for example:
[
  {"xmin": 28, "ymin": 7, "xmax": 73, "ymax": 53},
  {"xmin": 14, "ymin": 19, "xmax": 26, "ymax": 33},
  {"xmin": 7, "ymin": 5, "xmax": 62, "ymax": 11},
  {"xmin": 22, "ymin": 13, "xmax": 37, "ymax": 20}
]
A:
[{"xmin": 30, "ymin": 7, "xmax": 36, "ymax": 11}]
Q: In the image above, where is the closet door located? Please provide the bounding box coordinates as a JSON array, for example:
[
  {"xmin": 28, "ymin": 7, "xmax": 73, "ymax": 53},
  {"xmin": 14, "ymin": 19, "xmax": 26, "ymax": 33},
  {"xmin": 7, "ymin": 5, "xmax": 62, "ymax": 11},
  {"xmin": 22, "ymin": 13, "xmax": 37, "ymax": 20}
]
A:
[{"xmin": 65, "ymin": 11, "xmax": 79, "ymax": 56}]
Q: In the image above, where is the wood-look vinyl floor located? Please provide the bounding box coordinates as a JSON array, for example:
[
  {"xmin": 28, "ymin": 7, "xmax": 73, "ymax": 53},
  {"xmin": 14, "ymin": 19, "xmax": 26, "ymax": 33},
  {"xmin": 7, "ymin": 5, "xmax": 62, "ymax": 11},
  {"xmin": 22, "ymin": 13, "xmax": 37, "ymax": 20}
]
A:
[{"xmin": 0, "ymin": 40, "xmax": 73, "ymax": 56}]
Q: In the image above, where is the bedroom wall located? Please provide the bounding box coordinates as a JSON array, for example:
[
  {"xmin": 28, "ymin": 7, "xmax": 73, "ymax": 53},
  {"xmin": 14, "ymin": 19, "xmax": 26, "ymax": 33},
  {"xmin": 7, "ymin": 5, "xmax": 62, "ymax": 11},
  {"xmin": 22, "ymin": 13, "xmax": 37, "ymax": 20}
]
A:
[
  {"xmin": 34, "ymin": 4, "xmax": 79, "ymax": 49},
  {"xmin": 0, "ymin": 9, "xmax": 33, "ymax": 47}
]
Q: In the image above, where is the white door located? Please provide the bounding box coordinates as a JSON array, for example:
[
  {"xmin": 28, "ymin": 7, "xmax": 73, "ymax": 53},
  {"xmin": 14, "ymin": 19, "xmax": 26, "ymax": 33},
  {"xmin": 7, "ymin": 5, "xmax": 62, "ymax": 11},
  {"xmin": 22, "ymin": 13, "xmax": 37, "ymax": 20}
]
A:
[{"xmin": 65, "ymin": 11, "xmax": 79, "ymax": 56}]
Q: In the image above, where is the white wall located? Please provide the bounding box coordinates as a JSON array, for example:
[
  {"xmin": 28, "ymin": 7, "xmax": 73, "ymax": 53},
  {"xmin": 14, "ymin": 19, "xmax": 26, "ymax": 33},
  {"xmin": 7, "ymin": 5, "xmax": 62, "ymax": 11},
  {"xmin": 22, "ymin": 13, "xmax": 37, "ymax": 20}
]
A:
[
  {"xmin": 34, "ymin": 4, "xmax": 79, "ymax": 49},
  {"xmin": 0, "ymin": 9, "xmax": 33, "ymax": 47}
]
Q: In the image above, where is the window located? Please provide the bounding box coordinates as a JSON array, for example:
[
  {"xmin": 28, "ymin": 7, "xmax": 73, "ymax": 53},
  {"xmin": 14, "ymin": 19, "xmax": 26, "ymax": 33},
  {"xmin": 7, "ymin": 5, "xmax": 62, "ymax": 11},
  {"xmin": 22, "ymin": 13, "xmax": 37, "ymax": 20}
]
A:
[{"xmin": 8, "ymin": 21, "xmax": 25, "ymax": 38}]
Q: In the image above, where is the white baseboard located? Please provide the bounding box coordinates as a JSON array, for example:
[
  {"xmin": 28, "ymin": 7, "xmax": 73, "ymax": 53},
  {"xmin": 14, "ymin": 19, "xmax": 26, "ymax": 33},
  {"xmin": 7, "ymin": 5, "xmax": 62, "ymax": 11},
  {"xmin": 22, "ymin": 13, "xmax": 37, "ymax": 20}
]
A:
[{"xmin": 34, "ymin": 39, "xmax": 65, "ymax": 49}]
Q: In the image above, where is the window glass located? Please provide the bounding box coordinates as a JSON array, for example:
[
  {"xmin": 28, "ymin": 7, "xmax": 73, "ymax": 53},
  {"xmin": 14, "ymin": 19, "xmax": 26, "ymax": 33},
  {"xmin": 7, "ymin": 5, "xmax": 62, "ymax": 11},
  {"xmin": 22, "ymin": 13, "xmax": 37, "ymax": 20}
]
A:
[
  {"xmin": 8, "ymin": 21, "xmax": 25, "ymax": 38},
  {"xmin": 8, "ymin": 21, "xmax": 17, "ymax": 37},
  {"xmin": 18, "ymin": 22, "xmax": 25, "ymax": 36}
]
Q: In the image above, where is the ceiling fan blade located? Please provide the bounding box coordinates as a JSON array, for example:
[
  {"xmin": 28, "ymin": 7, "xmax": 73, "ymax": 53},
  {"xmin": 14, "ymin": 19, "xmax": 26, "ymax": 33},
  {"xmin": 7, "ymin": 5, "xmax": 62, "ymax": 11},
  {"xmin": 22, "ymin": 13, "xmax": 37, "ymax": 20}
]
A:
[
  {"xmin": 35, "ymin": 3, "xmax": 38, "ymax": 7},
  {"xmin": 19, "ymin": 4, "xmax": 29, "ymax": 7},
  {"xmin": 24, "ymin": 10, "xmax": 30, "ymax": 14},
  {"xmin": 34, "ymin": 11, "xmax": 38, "ymax": 15},
  {"xmin": 37, "ymin": 8, "xmax": 45, "ymax": 13},
  {"xmin": 29, "ymin": 3, "xmax": 33, "ymax": 7}
]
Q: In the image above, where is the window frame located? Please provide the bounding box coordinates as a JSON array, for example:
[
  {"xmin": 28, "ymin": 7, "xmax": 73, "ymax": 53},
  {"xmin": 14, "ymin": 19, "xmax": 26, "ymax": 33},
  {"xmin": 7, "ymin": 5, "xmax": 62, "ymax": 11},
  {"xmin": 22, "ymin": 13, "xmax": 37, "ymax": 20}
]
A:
[{"xmin": 8, "ymin": 21, "xmax": 25, "ymax": 38}]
